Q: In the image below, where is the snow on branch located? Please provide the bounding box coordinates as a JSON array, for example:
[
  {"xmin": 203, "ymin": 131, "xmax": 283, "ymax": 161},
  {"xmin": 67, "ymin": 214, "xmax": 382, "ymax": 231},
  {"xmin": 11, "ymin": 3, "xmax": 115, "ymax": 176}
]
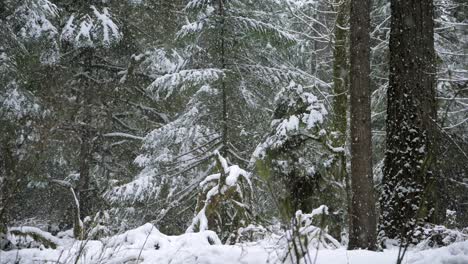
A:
[
  {"xmin": 177, "ymin": 20, "xmax": 206, "ymax": 39},
  {"xmin": 0, "ymin": 82, "xmax": 42, "ymax": 120},
  {"xmin": 61, "ymin": 6, "xmax": 122, "ymax": 48},
  {"xmin": 105, "ymin": 102, "xmax": 219, "ymax": 206},
  {"xmin": 177, "ymin": 3, "xmax": 215, "ymax": 39},
  {"xmin": 185, "ymin": 0, "xmax": 211, "ymax": 10},
  {"xmin": 231, "ymin": 16, "xmax": 298, "ymax": 44},
  {"xmin": 15, "ymin": 0, "xmax": 58, "ymax": 40},
  {"xmin": 104, "ymin": 172, "xmax": 159, "ymax": 204},
  {"xmin": 103, "ymin": 132, "xmax": 144, "ymax": 141},
  {"xmin": 148, "ymin": 69, "xmax": 224, "ymax": 100},
  {"xmin": 241, "ymin": 64, "xmax": 330, "ymax": 88},
  {"xmin": 9, "ymin": 226, "xmax": 62, "ymax": 249},
  {"xmin": 91, "ymin": 6, "xmax": 120, "ymax": 45}
]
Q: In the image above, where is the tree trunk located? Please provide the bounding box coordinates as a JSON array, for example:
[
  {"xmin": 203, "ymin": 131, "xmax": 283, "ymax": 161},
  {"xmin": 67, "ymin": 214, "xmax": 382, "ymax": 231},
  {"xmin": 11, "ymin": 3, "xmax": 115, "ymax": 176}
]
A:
[
  {"xmin": 379, "ymin": 0, "xmax": 436, "ymax": 243},
  {"xmin": 77, "ymin": 130, "xmax": 91, "ymax": 220},
  {"xmin": 0, "ymin": 125, "xmax": 18, "ymax": 243},
  {"xmin": 217, "ymin": 0, "xmax": 228, "ymax": 156},
  {"xmin": 0, "ymin": 140, "xmax": 13, "ymax": 237},
  {"xmin": 348, "ymin": 0, "xmax": 377, "ymax": 250},
  {"xmin": 75, "ymin": 48, "xmax": 94, "ymax": 238},
  {"xmin": 331, "ymin": 0, "xmax": 349, "ymax": 150},
  {"xmin": 331, "ymin": 0, "xmax": 350, "ymax": 241}
]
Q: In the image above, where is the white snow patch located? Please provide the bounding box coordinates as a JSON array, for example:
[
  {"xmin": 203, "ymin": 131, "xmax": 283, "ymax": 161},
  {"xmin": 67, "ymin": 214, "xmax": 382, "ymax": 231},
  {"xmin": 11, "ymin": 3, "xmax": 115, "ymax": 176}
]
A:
[{"xmin": 1, "ymin": 224, "xmax": 468, "ymax": 264}]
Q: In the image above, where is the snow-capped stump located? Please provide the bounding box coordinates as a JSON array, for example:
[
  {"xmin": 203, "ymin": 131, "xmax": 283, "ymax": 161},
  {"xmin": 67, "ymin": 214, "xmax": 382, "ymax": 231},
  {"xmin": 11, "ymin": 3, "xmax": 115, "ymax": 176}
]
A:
[
  {"xmin": 187, "ymin": 151, "xmax": 252, "ymax": 244},
  {"xmin": 293, "ymin": 206, "xmax": 341, "ymax": 250},
  {"xmin": 414, "ymin": 224, "xmax": 468, "ymax": 250},
  {"xmin": 104, "ymin": 223, "xmax": 171, "ymax": 251},
  {"xmin": 236, "ymin": 224, "xmax": 268, "ymax": 243},
  {"xmin": 103, "ymin": 224, "xmax": 221, "ymax": 256},
  {"xmin": 171, "ymin": 231, "xmax": 222, "ymax": 247},
  {"xmin": 278, "ymin": 206, "xmax": 341, "ymax": 264}
]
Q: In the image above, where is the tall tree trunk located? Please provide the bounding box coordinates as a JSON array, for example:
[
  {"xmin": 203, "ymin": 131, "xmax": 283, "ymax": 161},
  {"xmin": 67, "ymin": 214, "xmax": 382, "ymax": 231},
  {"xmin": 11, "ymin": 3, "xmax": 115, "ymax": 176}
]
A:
[
  {"xmin": 0, "ymin": 125, "xmax": 18, "ymax": 245},
  {"xmin": 348, "ymin": 0, "xmax": 377, "ymax": 250},
  {"xmin": 332, "ymin": 0, "xmax": 349, "ymax": 150},
  {"xmin": 331, "ymin": 0, "xmax": 350, "ymax": 240},
  {"xmin": 77, "ymin": 130, "xmax": 91, "ymax": 220},
  {"xmin": 379, "ymin": 0, "xmax": 437, "ymax": 242},
  {"xmin": 74, "ymin": 48, "xmax": 94, "ymax": 239},
  {"xmin": 0, "ymin": 137, "xmax": 14, "ymax": 237},
  {"xmin": 217, "ymin": 0, "xmax": 228, "ymax": 155}
]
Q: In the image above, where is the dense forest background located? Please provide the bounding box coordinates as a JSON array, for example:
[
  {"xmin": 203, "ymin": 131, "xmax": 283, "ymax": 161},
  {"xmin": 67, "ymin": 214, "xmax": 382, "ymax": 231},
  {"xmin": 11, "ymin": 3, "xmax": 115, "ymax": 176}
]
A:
[{"xmin": 0, "ymin": 0, "xmax": 467, "ymax": 255}]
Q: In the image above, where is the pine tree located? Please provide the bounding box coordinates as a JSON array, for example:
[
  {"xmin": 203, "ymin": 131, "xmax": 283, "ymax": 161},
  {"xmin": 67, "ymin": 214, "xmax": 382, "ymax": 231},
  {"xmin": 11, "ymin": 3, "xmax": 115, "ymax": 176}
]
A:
[
  {"xmin": 0, "ymin": 0, "xmax": 59, "ymax": 246},
  {"xmin": 107, "ymin": 0, "xmax": 302, "ymax": 233}
]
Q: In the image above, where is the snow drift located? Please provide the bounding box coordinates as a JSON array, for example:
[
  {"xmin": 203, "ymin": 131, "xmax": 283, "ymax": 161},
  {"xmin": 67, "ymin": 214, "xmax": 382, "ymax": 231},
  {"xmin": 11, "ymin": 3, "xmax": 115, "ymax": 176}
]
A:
[{"xmin": 1, "ymin": 223, "xmax": 468, "ymax": 264}]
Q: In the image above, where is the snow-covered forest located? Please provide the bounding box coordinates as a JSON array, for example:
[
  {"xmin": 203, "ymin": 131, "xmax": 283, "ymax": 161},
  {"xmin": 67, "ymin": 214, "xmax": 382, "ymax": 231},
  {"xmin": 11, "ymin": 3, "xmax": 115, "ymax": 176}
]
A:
[{"xmin": 0, "ymin": 0, "xmax": 467, "ymax": 263}]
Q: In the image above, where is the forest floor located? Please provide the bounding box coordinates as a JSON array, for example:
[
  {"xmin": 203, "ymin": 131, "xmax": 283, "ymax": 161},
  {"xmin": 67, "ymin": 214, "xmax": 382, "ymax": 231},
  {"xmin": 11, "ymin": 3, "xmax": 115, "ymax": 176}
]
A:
[{"xmin": 1, "ymin": 223, "xmax": 467, "ymax": 264}]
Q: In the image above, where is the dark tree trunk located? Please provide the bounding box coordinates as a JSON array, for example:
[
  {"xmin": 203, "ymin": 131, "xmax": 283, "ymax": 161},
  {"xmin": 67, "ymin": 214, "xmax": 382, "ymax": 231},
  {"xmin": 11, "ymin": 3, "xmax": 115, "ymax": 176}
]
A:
[
  {"xmin": 0, "ymin": 138, "xmax": 14, "ymax": 236},
  {"xmin": 74, "ymin": 48, "xmax": 94, "ymax": 239},
  {"xmin": 217, "ymin": 0, "xmax": 228, "ymax": 156},
  {"xmin": 0, "ymin": 125, "xmax": 19, "ymax": 243},
  {"xmin": 332, "ymin": 0, "xmax": 349, "ymax": 149},
  {"xmin": 348, "ymin": 0, "xmax": 377, "ymax": 250},
  {"xmin": 77, "ymin": 129, "xmax": 91, "ymax": 220},
  {"xmin": 331, "ymin": 0, "xmax": 350, "ymax": 241},
  {"xmin": 379, "ymin": 0, "xmax": 437, "ymax": 242}
]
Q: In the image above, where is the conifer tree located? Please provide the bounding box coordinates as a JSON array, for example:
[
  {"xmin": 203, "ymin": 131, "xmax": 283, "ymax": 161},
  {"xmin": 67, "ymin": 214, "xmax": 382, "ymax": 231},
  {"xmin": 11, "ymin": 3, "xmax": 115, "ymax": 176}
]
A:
[{"xmin": 107, "ymin": 0, "xmax": 303, "ymax": 233}]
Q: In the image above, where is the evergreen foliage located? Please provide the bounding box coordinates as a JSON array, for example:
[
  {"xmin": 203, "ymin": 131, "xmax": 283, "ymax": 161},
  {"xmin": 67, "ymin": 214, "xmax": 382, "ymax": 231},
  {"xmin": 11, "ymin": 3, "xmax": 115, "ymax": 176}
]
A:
[{"xmin": 0, "ymin": 0, "xmax": 466, "ymax": 254}]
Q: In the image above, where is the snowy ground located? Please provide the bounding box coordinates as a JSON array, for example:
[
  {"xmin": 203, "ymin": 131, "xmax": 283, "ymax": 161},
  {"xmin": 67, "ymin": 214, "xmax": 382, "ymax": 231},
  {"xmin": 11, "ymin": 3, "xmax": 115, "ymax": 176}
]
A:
[{"xmin": 1, "ymin": 223, "xmax": 467, "ymax": 264}]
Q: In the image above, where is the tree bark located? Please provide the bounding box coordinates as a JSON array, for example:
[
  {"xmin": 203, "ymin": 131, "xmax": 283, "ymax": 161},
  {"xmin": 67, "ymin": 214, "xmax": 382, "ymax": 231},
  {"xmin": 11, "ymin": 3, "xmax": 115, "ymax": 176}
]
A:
[
  {"xmin": 217, "ymin": 0, "xmax": 228, "ymax": 156},
  {"xmin": 348, "ymin": 0, "xmax": 377, "ymax": 250},
  {"xmin": 0, "ymin": 139, "xmax": 14, "ymax": 236},
  {"xmin": 332, "ymin": 0, "xmax": 349, "ymax": 150},
  {"xmin": 77, "ymin": 129, "xmax": 91, "ymax": 220},
  {"xmin": 379, "ymin": 0, "xmax": 437, "ymax": 242},
  {"xmin": 75, "ymin": 48, "xmax": 94, "ymax": 238},
  {"xmin": 331, "ymin": 0, "xmax": 350, "ymax": 241},
  {"xmin": 0, "ymin": 125, "xmax": 18, "ymax": 243}
]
